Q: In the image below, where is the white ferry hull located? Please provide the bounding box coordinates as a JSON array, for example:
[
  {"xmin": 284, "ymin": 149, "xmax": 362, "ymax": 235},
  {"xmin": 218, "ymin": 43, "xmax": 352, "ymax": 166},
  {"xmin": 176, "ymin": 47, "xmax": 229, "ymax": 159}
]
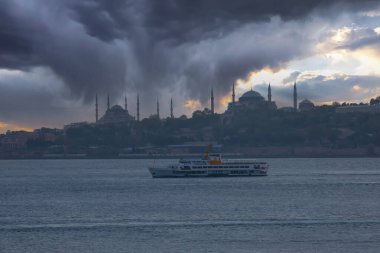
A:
[{"xmin": 148, "ymin": 165, "xmax": 268, "ymax": 178}]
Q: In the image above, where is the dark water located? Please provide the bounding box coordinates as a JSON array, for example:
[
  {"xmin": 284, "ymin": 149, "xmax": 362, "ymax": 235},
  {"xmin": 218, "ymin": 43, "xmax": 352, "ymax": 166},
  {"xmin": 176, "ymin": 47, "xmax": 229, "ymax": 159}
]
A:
[{"xmin": 1, "ymin": 158, "xmax": 380, "ymax": 253}]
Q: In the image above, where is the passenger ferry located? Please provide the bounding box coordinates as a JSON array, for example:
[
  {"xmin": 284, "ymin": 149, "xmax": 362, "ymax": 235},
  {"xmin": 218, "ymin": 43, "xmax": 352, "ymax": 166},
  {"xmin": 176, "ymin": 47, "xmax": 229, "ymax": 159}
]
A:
[{"xmin": 148, "ymin": 147, "xmax": 268, "ymax": 178}]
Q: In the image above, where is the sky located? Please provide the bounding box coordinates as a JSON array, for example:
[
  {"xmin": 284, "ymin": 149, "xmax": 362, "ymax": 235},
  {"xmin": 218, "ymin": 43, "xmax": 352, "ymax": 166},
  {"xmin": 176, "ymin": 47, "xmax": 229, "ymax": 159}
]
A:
[{"xmin": 1, "ymin": 0, "xmax": 380, "ymax": 132}]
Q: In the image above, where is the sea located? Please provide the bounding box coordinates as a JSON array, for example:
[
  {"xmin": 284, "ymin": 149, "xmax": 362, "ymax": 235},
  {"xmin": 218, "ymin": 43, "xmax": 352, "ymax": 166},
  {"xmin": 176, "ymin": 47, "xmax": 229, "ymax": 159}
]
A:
[{"xmin": 0, "ymin": 158, "xmax": 380, "ymax": 253}]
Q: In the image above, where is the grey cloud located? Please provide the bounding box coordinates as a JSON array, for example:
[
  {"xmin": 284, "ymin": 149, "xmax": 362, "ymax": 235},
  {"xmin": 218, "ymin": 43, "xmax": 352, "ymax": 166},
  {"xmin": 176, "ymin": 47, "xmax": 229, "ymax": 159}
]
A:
[
  {"xmin": 0, "ymin": 1, "xmax": 128, "ymax": 102},
  {"xmin": 282, "ymin": 71, "xmax": 301, "ymax": 84},
  {"xmin": 1, "ymin": 0, "xmax": 378, "ymax": 95},
  {"xmin": 0, "ymin": 0, "xmax": 380, "ymax": 127},
  {"xmin": 0, "ymin": 68, "xmax": 91, "ymax": 128},
  {"xmin": 254, "ymin": 73, "xmax": 380, "ymax": 107},
  {"xmin": 337, "ymin": 28, "xmax": 380, "ymax": 50}
]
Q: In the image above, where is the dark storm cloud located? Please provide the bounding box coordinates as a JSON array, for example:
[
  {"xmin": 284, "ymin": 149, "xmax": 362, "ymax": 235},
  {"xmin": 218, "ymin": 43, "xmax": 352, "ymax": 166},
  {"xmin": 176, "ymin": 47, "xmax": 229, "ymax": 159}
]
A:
[
  {"xmin": 71, "ymin": 0, "xmax": 379, "ymax": 43},
  {"xmin": 0, "ymin": 2, "xmax": 41, "ymax": 68},
  {"xmin": 0, "ymin": 0, "xmax": 379, "ymax": 126},
  {"xmin": 1, "ymin": 1, "xmax": 378, "ymax": 93},
  {"xmin": 68, "ymin": 0, "xmax": 136, "ymax": 42},
  {"xmin": 0, "ymin": 0, "xmax": 128, "ymax": 102},
  {"xmin": 0, "ymin": 68, "xmax": 90, "ymax": 128}
]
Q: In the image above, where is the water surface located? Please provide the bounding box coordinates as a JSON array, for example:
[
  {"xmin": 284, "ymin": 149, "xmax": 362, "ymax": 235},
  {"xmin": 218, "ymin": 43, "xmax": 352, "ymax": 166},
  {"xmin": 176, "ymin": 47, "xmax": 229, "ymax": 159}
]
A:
[{"xmin": 1, "ymin": 158, "xmax": 380, "ymax": 252}]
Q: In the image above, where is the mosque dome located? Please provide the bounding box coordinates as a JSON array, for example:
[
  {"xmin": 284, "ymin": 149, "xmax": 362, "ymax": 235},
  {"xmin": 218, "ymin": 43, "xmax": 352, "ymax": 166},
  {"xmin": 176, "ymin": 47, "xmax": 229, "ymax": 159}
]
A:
[
  {"xmin": 98, "ymin": 104, "xmax": 133, "ymax": 124},
  {"xmin": 109, "ymin": 105, "xmax": 124, "ymax": 112},
  {"xmin": 239, "ymin": 90, "xmax": 264, "ymax": 102},
  {"xmin": 299, "ymin": 99, "xmax": 315, "ymax": 112},
  {"xmin": 299, "ymin": 99, "xmax": 314, "ymax": 105}
]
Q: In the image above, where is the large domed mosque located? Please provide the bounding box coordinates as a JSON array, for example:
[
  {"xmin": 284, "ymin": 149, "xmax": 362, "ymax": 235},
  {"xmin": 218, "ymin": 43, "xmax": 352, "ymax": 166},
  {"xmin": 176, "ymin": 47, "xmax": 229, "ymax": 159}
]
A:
[
  {"xmin": 224, "ymin": 83, "xmax": 277, "ymax": 116},
  {"xmin": 96, "ymin": 95, "xmax": 134, "ymax": 125}
]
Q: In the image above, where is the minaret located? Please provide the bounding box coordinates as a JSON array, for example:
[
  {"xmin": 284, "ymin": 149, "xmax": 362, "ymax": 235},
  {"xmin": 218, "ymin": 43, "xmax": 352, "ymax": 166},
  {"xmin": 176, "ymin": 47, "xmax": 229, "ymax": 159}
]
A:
[
  {"xmin": 293, "ymin": 82, "xmax": 297, "ymax": 111},
  {"xmin": 170, "ymin": 98, "xmax": 174, "ymax": 118},
  {"xmin": 95, "ymin": 94, "xmax": 98, "ymax": 122},
  {"xmin": 137, "ymin": 94, "xmax": 140, "ymax": 121},
  {"xmin": 125, "ymin": 95, "xmax": 127, "ymax": 111},
  {"xmin": 232, "ymin": 82, "xmax": 236, "ymax": 103},
  {"xmin": 268, "ymin": 83, "xmax": 272, "ymax": 102},
  {"xmin": 107, "ymin": 94, "xmax": 110, "ymax": 110},
  {"xmin": 211, "ymin": 87, "xmax": 215, "ymax": 114},
  {"xmin": 157, "ymin": 99, "xmax": 160, "ymax": 119}
]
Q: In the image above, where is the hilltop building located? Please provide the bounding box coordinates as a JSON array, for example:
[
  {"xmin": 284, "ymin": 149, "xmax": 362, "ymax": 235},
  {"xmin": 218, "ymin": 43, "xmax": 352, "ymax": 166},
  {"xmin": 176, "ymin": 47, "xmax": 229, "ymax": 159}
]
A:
[
  {"xmin": 293, "ymin": 82, "xmax": 297, "ymax": 111},
  {"xmin": 137, "ymin": 94, "xmax": 140, "ymax": 122},
  {"xmin": 97, "ymin": 105, "xmax": 134, "ymax": 124},
  {"xmin": 299, "ymin": 99, "xmax": 315, "ymax": 112},
  {"xmin": 221, "ymin": 83, "xmax": 277, "ymax": 124},
  {"xmin": 95, "ymin": 94, "xmax": 99, "ymax": 122},
  {"xmin": 96, "ymin": 95, "xmax": 134, "ymax": 125},
  {"xmin": 279, "ymin": 82, "xmax": 315, "ymax": 113},
  {"xmin": 211, "ymin": 87, "xmax": 215, "ymax": 114},
  {"xmin": 91, "ymin": 81, "xmax": 319, "ymax": 126},
  {"xmin": 170, "ymin": 98, "xmax": 174, "ymax": 118},
  {"xmin": 336, "ymin": 104, "xmax": 380, "ymax": 114},
  {"xmin": 157, "ymin": 99, "xmax": 160, "ymax": 119},
  {"xmin": 224, "ymin": 83, "xmax": 277, "ymax": 115}
]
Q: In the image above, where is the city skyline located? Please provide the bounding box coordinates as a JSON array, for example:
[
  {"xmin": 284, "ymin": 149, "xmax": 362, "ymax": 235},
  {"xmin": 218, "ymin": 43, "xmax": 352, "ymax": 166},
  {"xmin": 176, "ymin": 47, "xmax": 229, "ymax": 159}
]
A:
[{"xmin": 1, "ymin": 1, "xmax": 380, "ymax": 132}]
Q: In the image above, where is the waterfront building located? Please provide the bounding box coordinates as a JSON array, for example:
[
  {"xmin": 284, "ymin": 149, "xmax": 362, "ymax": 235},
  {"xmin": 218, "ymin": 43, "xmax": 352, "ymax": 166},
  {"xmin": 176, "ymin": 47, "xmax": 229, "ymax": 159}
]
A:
[{"xmin": 336, "ymin": 104, "xmax": 380, "ymax": 114}]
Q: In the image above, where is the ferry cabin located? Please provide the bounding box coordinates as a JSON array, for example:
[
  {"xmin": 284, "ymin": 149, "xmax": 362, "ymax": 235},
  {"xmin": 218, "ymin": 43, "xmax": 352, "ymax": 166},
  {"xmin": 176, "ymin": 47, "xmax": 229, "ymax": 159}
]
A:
[{"xmin": 167, "ymin": 159, "xmax": 268, "ymax": 177}]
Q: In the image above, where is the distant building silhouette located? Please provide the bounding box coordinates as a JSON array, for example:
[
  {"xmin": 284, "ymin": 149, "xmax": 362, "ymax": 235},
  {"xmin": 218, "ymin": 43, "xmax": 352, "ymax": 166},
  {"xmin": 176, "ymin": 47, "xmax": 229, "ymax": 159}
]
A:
[
  {"xmin": 137, "ymin": 94, "xmax": 140, "ymax": 121},
  {"xmin": 97, "ymin": 95, "xmax": 134, "ymax": 125},
  {"xmin": 232, "ymin": 82, "xmax": 236, "ymax": 103},
  {"xmin": 92, "ymin": 80, "xmax": 323, "ymax": 125},
  {"xmin": 170, "ymin": 98, "xmax": 174, "ymax": 118},
  {"xmin": 107, "ymin": 94, "xmax": 110, "ymax": 111},
  {"xmin": 97, "ymin": 105, "xmax": 134, "ymax": 124},
  {"xmin": 299, "ymin": 99, "xmax": 315, "ymax": 112},
  {"xmin": 95, "ymin": 94, "xmax": 98, "ymax": 122},
  {"xmin": 293, "ymin": 82, "xmax": 297, "ymax": 112},
  {"xmin": 336, "ymin": 103, "xmax": 380, "ymax": 114},
  {"xmin": 157, "ymin": 99, "xmax": 160, "ymax": 119},
  {"xmin": 211, "ymin": 87, "xmax": 215, "ymax": 114},
  {"xmin": 223, "ymin": 83, "xmax": 277, "ymax": 123}
]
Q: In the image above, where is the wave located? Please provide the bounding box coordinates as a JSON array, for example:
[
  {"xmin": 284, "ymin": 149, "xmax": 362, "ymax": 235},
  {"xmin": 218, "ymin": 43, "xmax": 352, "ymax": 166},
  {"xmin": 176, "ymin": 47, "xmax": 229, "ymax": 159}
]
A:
[{"xmin": 2, "ymin": 219, "xmax": 380, "ymax": 231}]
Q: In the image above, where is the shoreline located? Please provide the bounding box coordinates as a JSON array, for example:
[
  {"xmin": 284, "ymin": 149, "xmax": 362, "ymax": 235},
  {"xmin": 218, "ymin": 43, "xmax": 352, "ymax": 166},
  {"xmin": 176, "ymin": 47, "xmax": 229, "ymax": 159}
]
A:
[{"xmin": 1, "ymin": 154, "xmax": 380, "ymax": 160}]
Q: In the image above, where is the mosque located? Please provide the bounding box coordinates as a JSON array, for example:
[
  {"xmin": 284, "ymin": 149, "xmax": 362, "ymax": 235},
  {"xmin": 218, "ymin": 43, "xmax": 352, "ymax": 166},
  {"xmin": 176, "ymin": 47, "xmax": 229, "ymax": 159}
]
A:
[
  {"xmin": 222, "ymin": 81, "xmax": 314, "ymax": 118},
  {"xmin": 94, "ymin": 82, "xmax": 314, "ymax": 125},
  {"xmin": 95, "ymin": 95, "xmax": 134, "ymax": 125},
  {"xmin": 95, "ymin": 93, "xmax": 175, "ymax": 125},
  {"xmin": 224, "ymin": 83, "xmax": 277, "ymax": 117}
]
